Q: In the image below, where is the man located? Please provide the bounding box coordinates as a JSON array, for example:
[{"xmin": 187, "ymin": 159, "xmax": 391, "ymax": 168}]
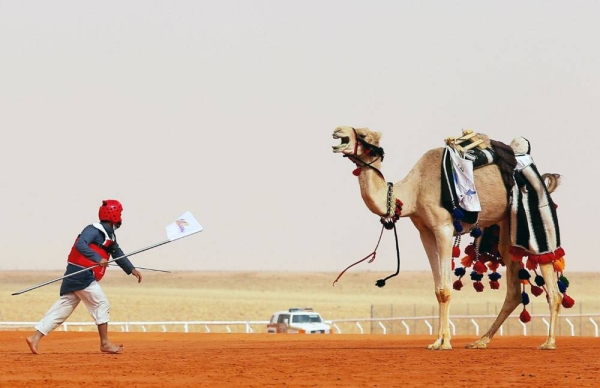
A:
[{"xmin": 26, "ymin": 199, "xmax": 142, "ymax": 354}]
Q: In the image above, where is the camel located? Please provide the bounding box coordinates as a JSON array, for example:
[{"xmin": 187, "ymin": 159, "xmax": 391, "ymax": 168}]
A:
[{"xmin": 331, "ymin": 126, "xmax": 566, "ymax": 350}]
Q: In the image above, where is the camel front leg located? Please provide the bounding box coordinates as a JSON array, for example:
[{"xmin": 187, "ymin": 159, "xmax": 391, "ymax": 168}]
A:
[
  {"xmin": 538, "ymin": 263, "xmax": 561, "ymax": 350},
  {"xmin": 417, "ymin": 225, "xmax": 454, "ymax": 350}
]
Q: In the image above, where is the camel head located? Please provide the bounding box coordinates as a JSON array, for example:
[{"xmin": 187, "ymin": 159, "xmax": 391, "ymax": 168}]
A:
[{"xmin": 332, "ymin": 126, "xmax": 384, "ymax": 161}]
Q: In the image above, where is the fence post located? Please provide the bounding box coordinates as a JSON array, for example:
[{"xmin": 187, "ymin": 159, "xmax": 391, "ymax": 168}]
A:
[{"xmin": 370, "ymin": 305, "xmax": 374, "ymax": 334}]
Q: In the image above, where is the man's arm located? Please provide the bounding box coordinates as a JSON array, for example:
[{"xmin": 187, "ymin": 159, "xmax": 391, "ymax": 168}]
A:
[{"xmin": 110, "ymin": 242, "xmax": 142, "ymax": 283}]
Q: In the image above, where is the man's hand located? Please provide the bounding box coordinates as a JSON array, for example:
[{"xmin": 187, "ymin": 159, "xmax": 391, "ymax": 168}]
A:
[
  {"xmin": 131, "ymin": 269, "xmax": 142, "ymax": 283},
  {"xmin": 99, "ymin": 259, "xmax": 109, "ymax": 267}
]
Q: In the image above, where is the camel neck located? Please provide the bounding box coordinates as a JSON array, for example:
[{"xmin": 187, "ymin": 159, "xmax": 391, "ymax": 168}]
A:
[{"xmin": 356, "ymin": 162, "xmax": 394, "ymax": 217}]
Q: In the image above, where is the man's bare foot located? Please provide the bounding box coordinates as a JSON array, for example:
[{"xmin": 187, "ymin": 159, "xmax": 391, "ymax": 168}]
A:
[
  {"xmin": 26, "ymin": 335, "xmax": 39, "ymax": 354},
  {"xmin": 100, "ymin": 342, "xmax": 124, "ymax": 354}
]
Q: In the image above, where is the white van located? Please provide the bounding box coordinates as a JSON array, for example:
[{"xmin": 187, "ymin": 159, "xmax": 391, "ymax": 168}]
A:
[{"xmin": 266, "ymin": 308, "xmax": 331, "ymax": 334}]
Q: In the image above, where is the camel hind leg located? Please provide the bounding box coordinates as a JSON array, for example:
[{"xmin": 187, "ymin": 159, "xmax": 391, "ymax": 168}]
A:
[
  {"xmin": 467, "ymin": 223, "xmax": 520, "ymax": 349},
  {"xmin": 537, "ymin": 262, "xmax": 561, "ymax": 350},
  {"xmin": 466, "ymin": 257, "xmax": 521, "ymax": 348}
]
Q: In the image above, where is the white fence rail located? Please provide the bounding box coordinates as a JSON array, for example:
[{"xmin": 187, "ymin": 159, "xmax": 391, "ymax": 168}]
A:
[
  {"xmin": 2, "ymin": 313, "xmax": 599, "ymax": 336},
  {"xmin": 330, "ymin": 313, "xmax": 600, "ymax": 337}
]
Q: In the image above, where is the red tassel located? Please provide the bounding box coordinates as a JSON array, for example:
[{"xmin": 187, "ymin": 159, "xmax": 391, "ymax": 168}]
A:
[
  {"xmin": 489, "ymin": 280, "xmax": 500, "ymax": 290},
  {"xmin": 465, "ymin": 244, "xmax": 475, "ymax": 256},
  {"xmin": 473, "ymin": 261, "xmax": 487, "ymax": 274},
  {"xmin": 452, "ymin": 246, "xmax": 461, "ymax": 258},
  {"xmin": 519, "ymin": 309, "xmax": 531, "ymax": 323},
  {"xmin": 451, "ymin": 259, "xmax": 455, "ymax": 271},
  {"xmin": 352, "ymin": 168, "xmax": 361, "ymax": 176},
  {"xmin": 453, "ymin": 280, "xmax": 463, "ymax": 291},
  {"xmin": 562, "ymin": 295, "xmax": 575, "ymax": 308},
  {"xmin": 473, "ymin": 282, "xmax": 484, "ymax": 292},
  {"xmin": 531, "ymin": 286, "xmax": 544, "ymax": 297}
]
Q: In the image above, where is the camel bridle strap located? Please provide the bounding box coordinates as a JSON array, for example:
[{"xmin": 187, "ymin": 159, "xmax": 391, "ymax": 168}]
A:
[
  {"xmin": 343, "ymin": 127, "xmax": 386, "ymax": 179},
  {"xmin": 332, "ymin": 182, "xmax": 404, "ymax": 287}
]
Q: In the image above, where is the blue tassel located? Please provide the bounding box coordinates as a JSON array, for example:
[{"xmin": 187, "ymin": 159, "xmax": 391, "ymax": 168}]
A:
[
  {"xmin": 470, "ymin": 227, "xmax": 482, "ymax": 238},
  {"xmin": 557, "ymin": 280, "xmax": 567, "ymax": 293},
  {"xmin": 453, "ymin": 220, "xmax": 463, "ymax": 233},
  {"xmin": 559, "ymin": 275, "xmax": 570, "ymax": 288},
  {"xmin": 518, "ymin": 269, "xmax": 531, "ymax": 280},
  {"xmin": 488, "ymin": 272, "xmax": 502, "ymax": 281},
  {"xmin": 470, "ymin": 271, "xmax": 483, "ymax": 282},
  {"xmin": 452, "ymin": 208, "xmax": 464, "ymax": 220},
  {"xmin": 521, "ymin": 292, "xmax": 530, "ymax": 306},
  {"xmin": 454, "ymin": 267, "xmax": 466, "ymax": 277},
  {"xmin": 534, "ymin": 275, "xmax": 545, "ymax": 287}
]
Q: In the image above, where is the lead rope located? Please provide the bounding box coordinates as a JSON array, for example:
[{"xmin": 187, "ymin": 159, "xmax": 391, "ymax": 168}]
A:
[{"xmin": 332, "ymin": 182, "xmax": 403, "ymax": 287}]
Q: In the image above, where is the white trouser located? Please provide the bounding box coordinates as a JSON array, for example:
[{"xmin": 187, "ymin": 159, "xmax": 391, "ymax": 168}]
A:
[{"xmin": 34, "ymin": 281, "xmax": 110, "ymax": 336}]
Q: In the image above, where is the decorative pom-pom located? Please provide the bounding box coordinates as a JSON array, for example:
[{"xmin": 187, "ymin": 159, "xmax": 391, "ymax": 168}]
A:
[
  {"xmin": 473, "ymin": 281, "xmax": 484, "ymax": 292},
  {"xmin": 451, "ymin": 259, "xmax": 455, "ymax": 271},
  {"xmin": 473, "ymin": 261, "xmax": 487, "ymax": 274},
  {"xmin": 461, "ymin": 254, "xmax": 474, "ymax": 268},
  {"xmin": 518, "ymin": 268, "xmax": 531, "ymax": 280},
  {"xmin": 454, "ymin": 267, "xmax": 466, "ymax": 277},
  {"xmin": 465, "ymin": 244, "xmax": 475, "ymax": 256},
  {"xmin": 453, "ymin": 220, "xmax": 463, "ymax": 233},
  {"xmin": 375, "ymin": 279, "xmax": 386, "ymax": 288},
  {"xmin": 470, "ymin": 227, "xmax": 482, "ymax": 238},
  {"xmin": 469, "ymin": 271, "xmax": 483, "ymax": 282},
  {"xmin": 452, "ymin": 246, "xmax": 461, "ymax": 258},
  {"xmin": 557, "ymin": 280, "xmax": 567, "ymax": 293},
  {"xmin": 453, "ymin": 279, "xmax": 464, "ymax": 291},
  {"xmin": 452, "ymin": 208, "xmax": 464, "ymax": 220},
  {"xmin": 559, "ymin": 275, "xmax": 570, "ymax": 288},
  {"xmin": 531, "ymin": 286, "xmax": 544, "ymax": 297},
  {"xmin": 562, "ymin": 295, "xmax": 575, "ymax": 308},
  {"xmin": 488, "ymin": 272, "xmax": 502, "ymax": 281},
  {"xmin": 534, "ymin": 275, "xmax": 545, "ymax": 287},
  {"xmin": 521, "ymin": 291, "xmax": 530, "ymax": 305},
  {"xmin": 519, "ymin": 309, "xmax": 531, "ymax": 323},
  {"xmin": 352, "ymin": 168, "xmax": 362, "ymax": 176},
  {"xmin": 489, "ymin": 280, "xmax": 500, "ymax": 289}
]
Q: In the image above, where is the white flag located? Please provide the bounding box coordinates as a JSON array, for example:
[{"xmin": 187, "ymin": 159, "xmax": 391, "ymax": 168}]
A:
[{"xmin": 165, "ymin": 211, "xmax": 203, "ymax": 241}]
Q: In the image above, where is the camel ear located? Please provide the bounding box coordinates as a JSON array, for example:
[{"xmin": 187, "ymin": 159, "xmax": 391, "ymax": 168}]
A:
[{"xmin": 372, "ymin": 131, "xmax": 382, "ymax": 144}]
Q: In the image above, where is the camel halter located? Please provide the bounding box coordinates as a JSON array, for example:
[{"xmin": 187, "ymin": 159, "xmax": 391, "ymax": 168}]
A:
[
  {"xmin": 343, "ymin": 127, "xmax": 386, "ymax": 179},
  {"xmin": 333, "ymin": 150, "xmax": 404, "ymax": 287}
]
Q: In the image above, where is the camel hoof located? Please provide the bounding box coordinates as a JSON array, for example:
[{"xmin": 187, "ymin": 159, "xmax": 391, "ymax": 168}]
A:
[
  {"xmin": 466, "ymin": 341, "xmax": 488, "ymax": 349},
  {"xmin": 538, "ymin": 342, "xmax": 557, "ymax": 350},
  {"xmin": 427, "ymin": 340, "xmax": 452, "ymax": 350}
]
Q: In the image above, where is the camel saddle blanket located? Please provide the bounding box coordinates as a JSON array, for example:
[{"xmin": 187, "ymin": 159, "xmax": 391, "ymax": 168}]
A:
[
  {"xmin": 509, "ymin": 154, "xmax": 563, "ymax": 260},
  {"xmin": 441, "ymin": 133, "xmax": 564, "ymax": 260}
]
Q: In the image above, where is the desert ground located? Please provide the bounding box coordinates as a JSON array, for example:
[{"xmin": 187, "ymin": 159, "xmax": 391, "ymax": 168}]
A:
[{"xmin": 1, "ymin": 271, "xmax": 599, "ymax": 387}]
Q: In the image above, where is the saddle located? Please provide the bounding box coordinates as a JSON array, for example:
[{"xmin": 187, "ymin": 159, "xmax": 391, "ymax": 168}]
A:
[
  {"xmin": 445, "ymin": 129, "xmax": 496, "ymax": 168},
  {"xmin": 441, "ymin": 129, "xmax": 518, "ymax": 224}
]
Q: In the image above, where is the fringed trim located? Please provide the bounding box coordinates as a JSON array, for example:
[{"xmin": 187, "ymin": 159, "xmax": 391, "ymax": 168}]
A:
[
  {"xmin": 452, "ymin": 229, "xmax": 575, "ymax": 323},
  {"xmin": 452, "ymin": 224, "xmax": 504, "ymax": 292},
  {"xmin": 509, "ymin": 246, "xmax": 566, "ymax": 265},
  {"xmin": 513, "ymin": 254, "xmax": 575, "ymax": 322}
]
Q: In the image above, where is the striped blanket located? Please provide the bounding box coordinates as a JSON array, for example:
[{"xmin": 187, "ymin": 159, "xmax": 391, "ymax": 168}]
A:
[{"xmin": 441, "ymin": 138, "xmax": 564, "ymax": 263}]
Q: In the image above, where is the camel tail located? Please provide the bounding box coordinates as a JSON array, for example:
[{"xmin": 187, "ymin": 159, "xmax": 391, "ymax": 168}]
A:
[{"xmin": 542, "ymin": 173, "xmax": 561, "ymax": 193}]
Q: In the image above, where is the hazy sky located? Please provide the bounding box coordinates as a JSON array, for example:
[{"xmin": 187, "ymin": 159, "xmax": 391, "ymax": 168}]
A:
[{"xmin": 1, "ymin": 1, "xmax": 599, "ymax": 274}]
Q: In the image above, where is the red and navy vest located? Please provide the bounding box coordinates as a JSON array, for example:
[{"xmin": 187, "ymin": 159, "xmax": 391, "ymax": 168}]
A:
[{"xmin": 67, "ymin": 223, "xmax": 114, "ymax": 281}]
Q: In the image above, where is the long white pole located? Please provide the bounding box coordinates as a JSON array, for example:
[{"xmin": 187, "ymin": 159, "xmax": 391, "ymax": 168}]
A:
[{"xmin": 12, "ymin": 239, "xmax": 171, "ymax": 296}]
